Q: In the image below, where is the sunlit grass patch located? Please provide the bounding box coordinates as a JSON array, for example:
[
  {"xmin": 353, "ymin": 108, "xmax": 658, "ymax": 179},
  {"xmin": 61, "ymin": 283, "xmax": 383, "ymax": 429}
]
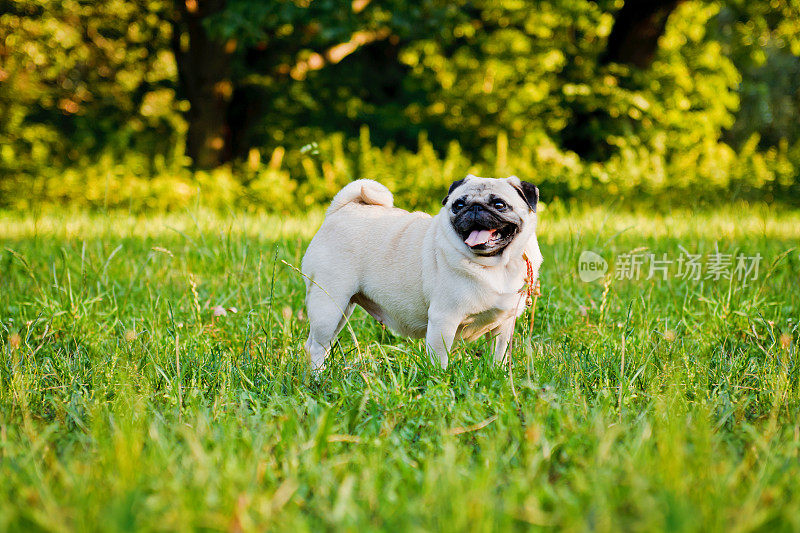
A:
[{"xmin": 1, "ymin": 205, "xmax": 799, "ymax": 531}]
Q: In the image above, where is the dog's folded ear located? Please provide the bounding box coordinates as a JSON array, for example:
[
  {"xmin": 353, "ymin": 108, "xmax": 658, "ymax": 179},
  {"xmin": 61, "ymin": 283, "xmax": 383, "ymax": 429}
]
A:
[
  {"xmin": 507, "ymin": 175, "xmax": 539, "ymax": 212},
  {"xmin": 442, "ymin": 174, "xmax": 479, "ymax": 205},
  {"xmin": 441, "ymin": 178, "xmax": 465, "ymax": 206}
]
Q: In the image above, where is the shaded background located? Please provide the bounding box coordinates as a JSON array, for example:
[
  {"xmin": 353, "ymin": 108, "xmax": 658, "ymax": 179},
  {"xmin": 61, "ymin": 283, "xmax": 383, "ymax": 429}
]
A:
[{"xmin": 1, "ymin": 0, "xmax": 799, "ymax": 211}]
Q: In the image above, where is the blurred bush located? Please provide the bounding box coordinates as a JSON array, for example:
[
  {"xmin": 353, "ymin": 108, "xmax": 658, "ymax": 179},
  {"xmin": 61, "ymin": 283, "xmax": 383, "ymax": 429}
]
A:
[{"xmin": 3, "ymin": 124, "xmax": 797, "ymax": 213}]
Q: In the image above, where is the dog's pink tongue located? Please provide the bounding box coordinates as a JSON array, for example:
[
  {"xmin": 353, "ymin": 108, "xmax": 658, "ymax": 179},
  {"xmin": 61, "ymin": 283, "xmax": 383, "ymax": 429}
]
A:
[{"xmin": 465, "ymin": 229, "xmax": 494, "ymax": 247}]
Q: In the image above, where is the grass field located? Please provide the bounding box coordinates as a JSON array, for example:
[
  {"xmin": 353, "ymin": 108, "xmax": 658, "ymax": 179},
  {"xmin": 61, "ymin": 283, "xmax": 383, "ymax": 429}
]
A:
[{"xmin": 1, "ymin": 204, "xmax": 799, "ymax": 532}]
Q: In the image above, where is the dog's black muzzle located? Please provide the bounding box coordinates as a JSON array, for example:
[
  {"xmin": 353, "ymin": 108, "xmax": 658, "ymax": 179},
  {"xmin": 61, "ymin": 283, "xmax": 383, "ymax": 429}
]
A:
[
  {"xmin": 453, "ymin": 204, "xmax": 503, "ymax": 235},
  {"xmin": 451, "ymin": 203, "xmax": 520, "ymax": 256}
]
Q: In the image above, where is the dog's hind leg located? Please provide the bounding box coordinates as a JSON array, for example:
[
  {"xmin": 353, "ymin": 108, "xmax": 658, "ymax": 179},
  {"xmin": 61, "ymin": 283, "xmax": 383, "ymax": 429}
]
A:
[{"xmin": 304, "ymin": 281, "xmax": 356, "ymax": 370}]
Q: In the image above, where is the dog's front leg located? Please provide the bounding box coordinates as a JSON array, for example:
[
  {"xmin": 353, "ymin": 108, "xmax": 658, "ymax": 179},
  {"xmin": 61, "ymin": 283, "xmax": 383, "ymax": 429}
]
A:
[
  {"xmin": 490, "ymin": 318, "xmax": 516, "ymax": 365},
  {"xmin": 425, "ymin": 311, "xmax": 460, "ymax": 368}
]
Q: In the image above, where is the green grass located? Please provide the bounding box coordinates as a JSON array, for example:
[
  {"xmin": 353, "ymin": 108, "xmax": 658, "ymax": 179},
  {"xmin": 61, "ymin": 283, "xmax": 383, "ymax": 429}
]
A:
[{"xmin": 1, "ymin": 204, "xmax": 799, "ymax": 532}]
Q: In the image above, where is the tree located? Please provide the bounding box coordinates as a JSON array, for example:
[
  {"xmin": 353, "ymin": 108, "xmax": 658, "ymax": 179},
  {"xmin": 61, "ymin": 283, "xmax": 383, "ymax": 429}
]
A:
[
  {"xmin": 169, "ymin": 0, "xmax": 455, "ymax": 167},
  {"xmin": 171, "ymin": 0, "xmax": 232, "ymax": 169}
]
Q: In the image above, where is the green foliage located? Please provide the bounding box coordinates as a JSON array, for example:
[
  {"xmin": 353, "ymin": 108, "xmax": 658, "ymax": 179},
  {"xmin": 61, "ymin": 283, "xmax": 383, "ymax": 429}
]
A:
[
  {"xmin": 0, "ymin": 0, "xmax": 183, "ymax": 175},
  {"xmin": 3, "ymin": 124, "xmax": 797, "ymax": 212},
  {"xmin": 716, "ymin": 0, "xmax": 800, "ymax": 149},
  {"xmin": 1, "ymin": 0, "xmax": 799, "ymax": 208},
  {"xmin": 398, "ymin": 0, "xmax": 616, "ymax": 154},
  {"xmin": 1, "ymin": 208, "xmax": 799, "ymax": 529}
]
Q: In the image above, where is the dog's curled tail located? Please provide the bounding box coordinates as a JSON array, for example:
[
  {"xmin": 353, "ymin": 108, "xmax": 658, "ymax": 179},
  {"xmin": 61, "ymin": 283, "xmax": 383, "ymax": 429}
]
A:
[{"xmin": 326, "ymin": 179, "xmax": 393, "ymax": 215}]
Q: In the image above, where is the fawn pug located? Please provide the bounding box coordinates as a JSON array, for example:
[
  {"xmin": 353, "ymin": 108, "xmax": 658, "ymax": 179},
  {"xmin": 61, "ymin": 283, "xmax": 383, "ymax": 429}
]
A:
[{"xmin": 301, "ymin": 174, "xmax": 542, "ymax": 369}]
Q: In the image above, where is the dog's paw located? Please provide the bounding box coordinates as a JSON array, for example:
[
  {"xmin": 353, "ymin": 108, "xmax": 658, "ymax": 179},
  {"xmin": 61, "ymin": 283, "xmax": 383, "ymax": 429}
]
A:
[
  {"xmin": 309, "ymin": 358, "xmax": 327, "ymax": 373},
  {"xmin": 305, "ymin": 340, "xmax": 328, "ymax": 372}
]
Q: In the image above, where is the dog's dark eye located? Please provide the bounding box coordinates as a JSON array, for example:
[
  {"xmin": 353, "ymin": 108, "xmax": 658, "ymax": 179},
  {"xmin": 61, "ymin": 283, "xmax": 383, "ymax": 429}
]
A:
[
  {"xmin": 452, "ymin": 200, "xmax": 466, "ymax": 211},
  {"xmin": 492, "ymin": 199, "xmax": 507, "ymax": 210}
]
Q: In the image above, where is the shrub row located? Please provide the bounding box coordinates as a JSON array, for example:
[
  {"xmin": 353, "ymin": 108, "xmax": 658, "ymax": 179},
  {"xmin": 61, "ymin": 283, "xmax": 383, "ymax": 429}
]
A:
[{"xmin": 3, "ymin": 127, "xmax": 798, "ymax": 213}]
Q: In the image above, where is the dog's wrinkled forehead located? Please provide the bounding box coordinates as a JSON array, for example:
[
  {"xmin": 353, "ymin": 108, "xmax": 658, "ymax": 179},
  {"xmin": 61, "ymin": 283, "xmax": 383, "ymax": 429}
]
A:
[
  {"xmin": 446, "ymin": 174, "xmax": 533, "ymax": 211},
  {"xmin": 458, "ymin": 178, "xmax": 515, "ymax": 201}
]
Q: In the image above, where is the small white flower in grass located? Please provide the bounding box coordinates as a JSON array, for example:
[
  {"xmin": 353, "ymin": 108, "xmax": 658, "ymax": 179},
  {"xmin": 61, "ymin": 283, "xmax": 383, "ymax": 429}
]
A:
[
  {"xmin": 282, "ymin": 306, "xmax": 293, "ymax": 320},
  {"xmin": 227, "ymin": 307, "xmax": 238, "ymax": 314},
  {"xmin": 212, "ymin": 305, "xmax": 227, "ymax": 317}
]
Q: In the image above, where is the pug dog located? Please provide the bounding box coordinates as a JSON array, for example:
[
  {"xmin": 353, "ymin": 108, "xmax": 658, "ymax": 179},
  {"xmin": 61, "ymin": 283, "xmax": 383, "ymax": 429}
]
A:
[{"xmin": 301, "ymin": 174, "xmax": 542, "ymax": 370}]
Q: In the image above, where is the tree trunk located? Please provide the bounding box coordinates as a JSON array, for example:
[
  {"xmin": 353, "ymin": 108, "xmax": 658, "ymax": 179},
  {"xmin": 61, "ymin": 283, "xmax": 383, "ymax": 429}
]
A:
[
  {"xmin": 172, "ymin": 0, "xmax": 232, "ymax": 169},
  {"xmin": 601, "ymin": 0, "xmax": 685, "ymax": 68}
]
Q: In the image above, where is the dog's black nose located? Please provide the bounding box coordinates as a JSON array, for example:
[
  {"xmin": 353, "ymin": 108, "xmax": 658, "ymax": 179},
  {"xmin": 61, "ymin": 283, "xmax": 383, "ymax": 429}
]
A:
[{"xmin": 460, "ymin": 203, "xmax": 491, "ymax": 226}]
